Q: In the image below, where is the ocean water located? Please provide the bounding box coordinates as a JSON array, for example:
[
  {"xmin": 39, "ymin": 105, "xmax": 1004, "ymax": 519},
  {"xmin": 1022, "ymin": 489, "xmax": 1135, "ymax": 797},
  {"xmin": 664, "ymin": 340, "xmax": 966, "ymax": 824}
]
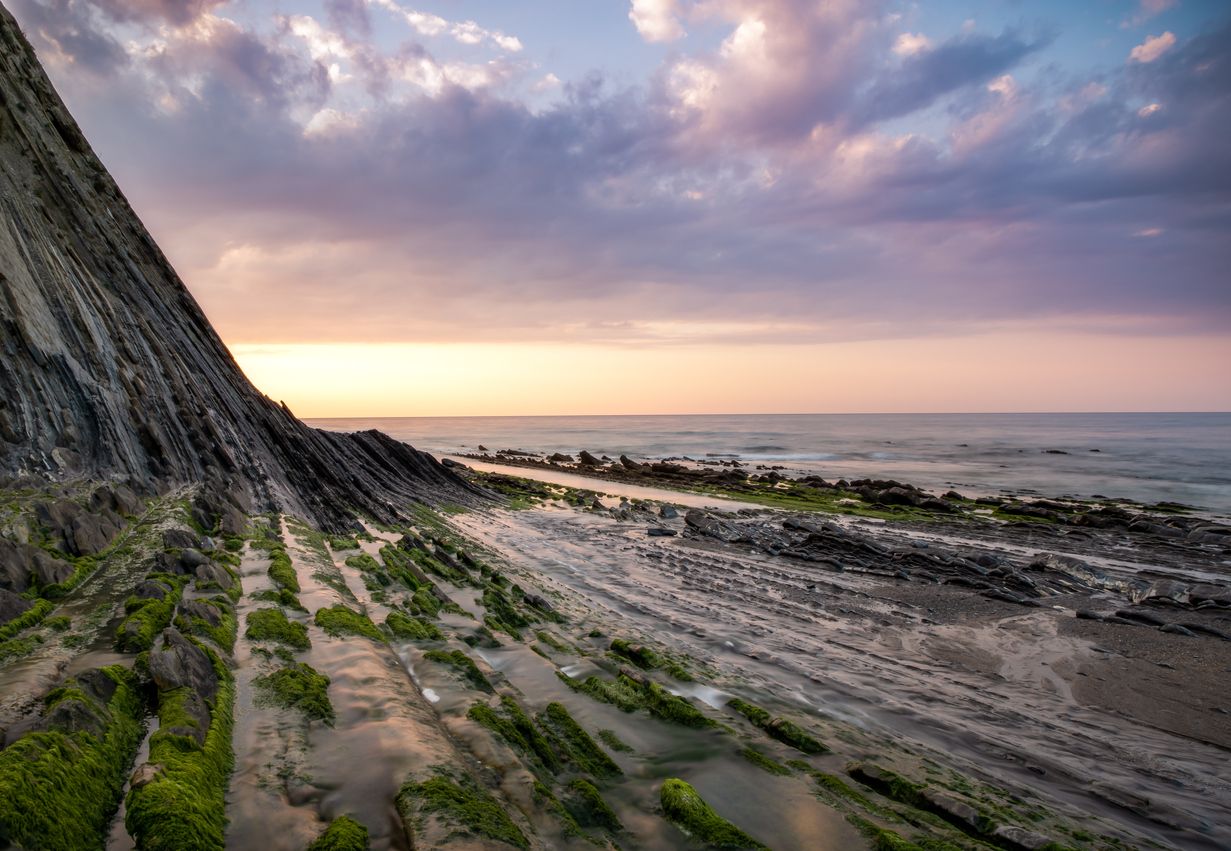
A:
[{"xmin": 307, "ymin": 413, "xmax": 1231, "ymax": 513}]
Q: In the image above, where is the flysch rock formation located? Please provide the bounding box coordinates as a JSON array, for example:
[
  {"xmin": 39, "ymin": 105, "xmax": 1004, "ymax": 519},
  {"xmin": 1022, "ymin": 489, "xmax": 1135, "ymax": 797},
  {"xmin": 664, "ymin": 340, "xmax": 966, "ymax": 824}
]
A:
[{"xmin": 0, "ymin": 2, "xmax": 479, "ymax": 530}]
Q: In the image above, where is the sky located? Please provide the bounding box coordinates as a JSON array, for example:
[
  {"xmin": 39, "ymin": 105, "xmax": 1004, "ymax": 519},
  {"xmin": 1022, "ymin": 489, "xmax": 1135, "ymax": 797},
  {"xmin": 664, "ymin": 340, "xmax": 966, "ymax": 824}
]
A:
[{"xmin": 9, "ymin": 0, "xmax": 1231, "ymax": 416}]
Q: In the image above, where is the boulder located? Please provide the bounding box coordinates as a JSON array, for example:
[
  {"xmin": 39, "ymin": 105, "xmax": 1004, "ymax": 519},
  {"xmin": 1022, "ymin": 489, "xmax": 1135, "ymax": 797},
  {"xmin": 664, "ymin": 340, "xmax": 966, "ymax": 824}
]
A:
[
  {"xmin": 0, "ymin": 588, "xmax": 33, "ymax": 624},
  {"xmin": 194, "ymin": 562, "xmax": 234, "ymax": 590},
  {"xmin": 162, "ymin": 528, "xmax": 201, "ymax": 550},
  {"xmin": 148, "ymin": 629, "xmax": 218, "ymax": 700},
  {"xmin": 659, "ymin": 505, "xmax": 679, "ymax": 519},
  {"xmin": 547, "ymin": 453, "xmax": 574, "ymax": 463},
  {"xmin": 132, "ymin": 579, "xmax": 172, "ymax": 601},
  {"xmin": 181, "ymin": 600, "xmax": 222, "ymax": 628},
  {"xmin": 179, "ymin": 548, "xmax": 210, "ymax": 569}
]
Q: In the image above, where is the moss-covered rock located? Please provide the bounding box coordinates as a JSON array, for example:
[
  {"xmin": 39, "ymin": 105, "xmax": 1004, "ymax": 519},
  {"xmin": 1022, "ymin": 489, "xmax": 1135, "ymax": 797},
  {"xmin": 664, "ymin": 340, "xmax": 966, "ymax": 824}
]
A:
[
  {"xmin": 0, "ymin": 666, "xmax": 143, "ymax": 850},
  {"xmin": 267, "ymin": 548, "xmax": 300, "ymax": 593},
  {"xmin": 423, "ymin": 649, "xmax": 492, "ymax": 692},
  {"xmin": 306, "ymin": 814, "xmax": 369, "ymax": 850},
  {"xmin": 468, "ymin": 697, "xmax": 560, "ymax": 774},
  {"xmin": 245, "ymin": 608, "xmax": 310, "ymax": 650},
  {"xmin": 659, "ymin": 778, "xmax": 768, "ymax": 849},
  {"xmin": 385, "ymin": 611, "xmax": 443, "ymax": 641},
  {"xmin": 314, "ymin": 605, "xmax": 382, "ymax": 641},
  {"xmin": 540, "ymin": 702, "xmax": 621, "ymax": 777},
  {"xmin": 255, "ymin": 662, "xmax": 334, "ymax": 724},
  {"xmin": 563, "ymin": 778, "xmax": 622, "ymax": 833},
  {"xmin": 727, "ymin": 697, "xmax": 827, "ymax": 754},
  {"xmin": 741, "ymin": 747, "xmax": 791, "ymax": 776},
  {"xmin": 125, "ymin": 645, "xmax": 235, "ymax": 851},
  {"xmin": 396, "ymin": 771, "xmax": 528, "ymax": 849}
]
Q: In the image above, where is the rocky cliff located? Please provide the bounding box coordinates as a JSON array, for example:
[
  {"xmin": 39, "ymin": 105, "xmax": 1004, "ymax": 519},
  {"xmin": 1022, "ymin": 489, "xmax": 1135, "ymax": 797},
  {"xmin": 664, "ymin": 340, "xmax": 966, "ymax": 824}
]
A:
[{"xmin": 0, "ymin": 2, "xmax": 477, "ymax": 529}]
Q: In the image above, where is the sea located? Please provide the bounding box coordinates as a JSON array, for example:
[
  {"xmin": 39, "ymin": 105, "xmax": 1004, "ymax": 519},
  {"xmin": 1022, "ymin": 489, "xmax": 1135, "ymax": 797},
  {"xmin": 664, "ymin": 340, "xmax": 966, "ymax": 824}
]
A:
[{"xmin": 307, "ymin": 413, "xmax": 1231, "ymax": 514}]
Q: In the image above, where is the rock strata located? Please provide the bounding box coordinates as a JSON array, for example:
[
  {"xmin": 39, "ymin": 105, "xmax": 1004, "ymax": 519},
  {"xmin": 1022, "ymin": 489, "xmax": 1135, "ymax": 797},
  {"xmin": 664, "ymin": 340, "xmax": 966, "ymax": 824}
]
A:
[{"xmin": 0, "ymin": 3, "xmax": 479, "ymax": 529}]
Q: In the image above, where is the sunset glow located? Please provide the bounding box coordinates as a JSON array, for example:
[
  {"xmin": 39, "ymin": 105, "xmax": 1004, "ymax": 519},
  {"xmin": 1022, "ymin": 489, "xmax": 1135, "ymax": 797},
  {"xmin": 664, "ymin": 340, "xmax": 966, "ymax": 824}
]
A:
[{"xmin": 13, "ymin": 0, "xmax": 1230, "ymax": 415}]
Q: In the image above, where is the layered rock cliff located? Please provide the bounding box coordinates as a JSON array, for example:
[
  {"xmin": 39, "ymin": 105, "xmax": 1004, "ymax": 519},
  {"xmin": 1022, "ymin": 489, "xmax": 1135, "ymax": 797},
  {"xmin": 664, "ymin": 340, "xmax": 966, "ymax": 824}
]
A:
[{"xmin": 0, "ymin": 3, "xmax": 477, "ymax": 529}]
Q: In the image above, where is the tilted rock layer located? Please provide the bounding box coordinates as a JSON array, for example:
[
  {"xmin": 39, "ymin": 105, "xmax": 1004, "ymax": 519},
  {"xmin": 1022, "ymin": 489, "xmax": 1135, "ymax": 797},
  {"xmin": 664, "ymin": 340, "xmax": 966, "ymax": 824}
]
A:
[{"xmin": 0, "ymin": 3, "xmax": 476, "ymax": 528}]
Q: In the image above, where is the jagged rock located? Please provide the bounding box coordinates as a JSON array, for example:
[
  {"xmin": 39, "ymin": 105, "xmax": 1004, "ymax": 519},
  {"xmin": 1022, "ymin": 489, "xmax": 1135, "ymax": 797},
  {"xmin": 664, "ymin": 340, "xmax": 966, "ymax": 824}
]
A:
[
  {"xmin": 194, "ymin": 562, "xmax": 234, "ymax": 590},
  {"xmin": 181, "ymin": 600, "xmax": 222, "ymax": 627},
  {"xmin": 162, "ymin": 529, "xmax": 200, "ymax": 550},
  {"xmin": 148, "ymin": 629, "xmax": 218, "ymax": 700},
  {"xmin": 659, "ymin": 505, "xmax": 679, "ymax": 519},
  {"xmin": 0, "ymin": 588, "xmax": 32, "ymax": 624},
  {"xmin": 132, "ymin": 579, "xmax": 172, "ymax": 601},
  {"xmin": 1131, "ymin": 579, "xmax": 1189, "ymax": 607},
  {"xmin": 34, "ymin": 500, "xmax": 123, "ymax": 555},
  {"xmin": 0, "ymin": 537, "xmax": 73, "ymax": 592},
  {"xmin": 179, "ymin": 548, "xmax": 210, "ymax": 569},
  {"xmin": 0, "ymin": 2, "xmax": 480, "ymax": 531},
  {"xmin": 989, "ymin": 824, "xmax": 1056, "ymax": 850},
  {"xmin": 547, "ymin": 453, "xmax": 574, "ymax": 463}
]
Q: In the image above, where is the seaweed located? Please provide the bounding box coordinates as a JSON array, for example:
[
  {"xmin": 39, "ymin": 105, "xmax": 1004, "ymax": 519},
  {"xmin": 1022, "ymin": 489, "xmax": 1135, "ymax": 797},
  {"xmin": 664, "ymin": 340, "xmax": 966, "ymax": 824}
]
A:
[
  {"xmin": 0, "ymin": 598, "xmax": 55, "ymax": 641},
  {"xmin": 467, "ymin": 697, "xmax": 560, "ymax": 773},
  {"xmin": 314, "ymin": 605, "xmax": 382, "ymax": 641},
  {"xmin": 254, "ymin": 662, "xmax": 334, "ymax": 724},
  {"xmin": 0, "ymin": 666, "xmax": 144, "ymax": 850},
  {"xmin": 306, "ymin": 815, "xmax": 369, "ymax": 850},
  {"xmin": 541, "ymin": 702, "xmax": 622, "ymax": 777},
  {"xmin": 267, "ymin": 547, "xmax": 300, "ymax": 593},
  {"xmin": 848, "ymin": 815, "xmax": 925, "ymax": 851},
  {"xmin": 727, "ymin": 697, "xmax": 828, "ymax": 754},
  {"xmin": 385, "ymin": 611, "xmax": 443, "ymax": 642},
  {"xmin": 125, "ymin": 648, "xmax": 236, "ymax": 851},
  {"xmin": 597, "ymin": 729, "xmax": 633, "ymax": 753},
  {"xmin": 741, "ymin": 747, "xmax": 791, "ymax": 776},
  {"xmin": 245, "ymin": 607, "xmax": 310, "ymax": 649},
  {"xmin": 424, "ymin": 649, "xmax": 492, "ymax": 692},
  {"xmin": 396, "ymin": 771, "xmax": 528, "ymax": 849},
  {"xmin": 116, "ymin": 580, "xmax": 186, "ymax": 653},
  {"xmin": 659, "ymin": 778, "xmax": 768, "ymax": 850},
  {"xmin": 564, "ymin": 778, "xmax": 622, "ymax": 833}
]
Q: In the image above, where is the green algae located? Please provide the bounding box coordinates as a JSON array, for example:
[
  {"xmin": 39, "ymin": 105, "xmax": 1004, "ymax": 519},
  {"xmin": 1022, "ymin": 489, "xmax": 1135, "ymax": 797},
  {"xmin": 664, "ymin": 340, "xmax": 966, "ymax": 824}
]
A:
[
  {"xmin": 177, "ymin": 598, "xmax": 237, "ymax": 654},
  {"xmin": 848, "ymin": 815, "xmax": 924, "ymax": 851},
  {"xmin": 813, "ymin": 772, "xmax": 877, "ymax": 810},
  {"xmin": 314, "ymin": 605, "xmax": 382, "ymax": 641},
  {"xmin": 344, "ymin": 553, "xmax": 382, "ymax": 573},
  {"xmin": 397, "ymin": 771, "xmax": 528, "ymax": 849},
  {"xmin": 116, "ymin": 581, "xmax": 186, "ymax": 653},
  {"xmin": 306, "ymin": 815, "xmax": 369, "ymax": 850},
  {"xmin": 424, "ymin": 649, "xmax": 493, "ymax": 692},
  {"xmin": 597, "ymin": 729, "xmax": 633, "ymax": 753},
  {"xmin": 556, "ymin": 671, "xmax": 713, "ymax": 727},
  {"xmin": 251, "ymin": 587, "xmax": 306, "ymax": 611},
  {"xmin": 659, "ymin": 778, "xmax": 768, "ymax": 850},
  {"xmin": 245, "ymin": 607, "xmax": 310, "ymax": 650},
  {"xmin": 267, "ymin": 547, "xmax": 300, "ymax": 593},
  {"xmin": 254, "ymin": 662, "xmax": 334, "ymax": 724},
  {"xmin": 564, "ymin": 778, "xmax": 622, "ymax": 833},
  {"xmin": 0, "ymin": 598, "xmax": 54, "ymax": 641},
  {"xmin": 741, "ymin": 747, "xmax": 791, "ymax": 776},
  {"xmin": 328, "ymin": 536, "xmax": 361, "ymax": 551},
  {"xmin": 385, "ymin": 611, "xmax": 443, "ymax": 641},
  {"xmin": 534, "ymin": 630, "xmax": 571, "ymax": 653},
  {"xmin": 0, "ymin": 666, "xmax": 143, "ymax": 850},
  {"xmin": 541, "ymin": 702, "xmax": 621, "ymax": 777},
  {"xmin": 126, "ymin": 648, "xmax": 235, "ymax": 851},
  {"xmin": 727, "ymin": 697, "xmax": 828, "ymax": 754},
  {"xmin": 467, "ymin": 697, "xmax": 560, "ymax": 774}
]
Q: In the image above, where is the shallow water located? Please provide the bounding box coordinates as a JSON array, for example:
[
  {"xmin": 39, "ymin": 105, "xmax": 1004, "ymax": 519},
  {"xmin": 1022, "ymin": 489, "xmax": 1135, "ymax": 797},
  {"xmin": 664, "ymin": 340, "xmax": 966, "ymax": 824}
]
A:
[
  {"xmin": 310, "ymin": 412, "xmax": 1231, "ymax": 511},
  {"xmin": 452, "ymin": 505, "xmax": 1231, "ymax": 849}
]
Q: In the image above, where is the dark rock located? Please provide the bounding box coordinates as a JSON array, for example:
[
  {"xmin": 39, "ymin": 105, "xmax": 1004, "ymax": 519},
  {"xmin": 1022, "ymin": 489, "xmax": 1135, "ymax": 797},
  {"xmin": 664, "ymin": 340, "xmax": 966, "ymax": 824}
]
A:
[
  {"xmin": 917, "ymin": 788, "xmax": 988, "ymax": 834},
  {"xmin": 440, "ymin": 457, "xmax": 464, "ymax": 469},
  {"xmin": 148, "ymin": 628, "xmax": 218, "ymax": 701},
  {"xmin": 619, "ymin": 455, "xmax": 644, "ymax": 471},
  {"xmin": 988, "ymin": 824, "xmax": 1056, "ymax": 851},
  {"xmin": 179, "ymin": 548, "xmax": 210, "ymax": 569},
  {"xmin": 162, "ymin": 529, "xmax": 200, "ymax": 550},
  {"xmin": 659, "ymin": 505, "xmax": 679, "ymax": 519},
  {"xmin": 547, "ymin": 453, "xmax": 574, "ymax": 463},
  {"xmin": 578, "ymin": 451, "xmax": 602, "ymax": 466},
  {"xmin": 42, "ymin": 694, "xmax": 105, "ymax": 737},
  {"xmin": 132, "ymin": 579, "xmax": 171, "ymax": 601},
  {"xmin": 194, "ymin": 562, "xmax": 234, "ymax": 590},
  {"xmin": 647, "ymin": 528, "xmax": 677, "ymax": 537},
  {"xmin": 1131, "ymin": 579, "xmax": 1189, "ymax": 607},
  {"xmin": 1075, "ymin": 609, "xmax": 1104, "ymax": 621},
  {"xmin": 181, "ymin": 600, "xmax": 222, "ymax": 628},
  {"xmin": 943, "ymin": 490, "xmax": 965, "ymax": 500},
  {"xmin": 1115, "ymin": 609, "xmax": 1166, "ymax": 626},
  {"xmin": 0, "ymin": 588, "xmax": 33, "ymax": 624},
  {"xmin": 1159, "ymin": 623, "xmax": 1196, "ymax": 637},
  {"xmin": 75, "ymin": 668, "xmax": 119, "ymax": 705},
  {"xmin": 523, "ymin": 594, "xmax": 555, "ymax": 613}
]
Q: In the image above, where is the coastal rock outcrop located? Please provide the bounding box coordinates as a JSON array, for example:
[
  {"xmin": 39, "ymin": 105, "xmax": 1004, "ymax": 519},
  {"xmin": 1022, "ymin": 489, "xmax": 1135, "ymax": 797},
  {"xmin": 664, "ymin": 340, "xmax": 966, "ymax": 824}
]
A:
[{"xmin": 0, "ymin": 3, "xmax": 479, "ymax": 529}]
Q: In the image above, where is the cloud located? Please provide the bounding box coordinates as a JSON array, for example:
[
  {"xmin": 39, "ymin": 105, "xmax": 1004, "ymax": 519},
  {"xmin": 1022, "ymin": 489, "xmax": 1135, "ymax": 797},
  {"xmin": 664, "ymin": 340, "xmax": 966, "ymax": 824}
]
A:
[
  {"xmin": 1129, "ymin": 31, "xmax": 1176, "ymax": 63},
  {"xmin": 6, "ymin": 0, "xmax": 1229, "ymax": 352},
  {"xmin": 1123, "ymin": 0, "xmax": 1177, "ymax": 29},
  {"xmin": 371, "ymin": 0, "xmax": 523, "ymax": 52},
  {"xmin": 629, "ymin": 0, "xmax": 684, "ymax": 42},
  {"xmin": 892, "ymin": 32, "xmax": 931, "ymax": 57}
]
